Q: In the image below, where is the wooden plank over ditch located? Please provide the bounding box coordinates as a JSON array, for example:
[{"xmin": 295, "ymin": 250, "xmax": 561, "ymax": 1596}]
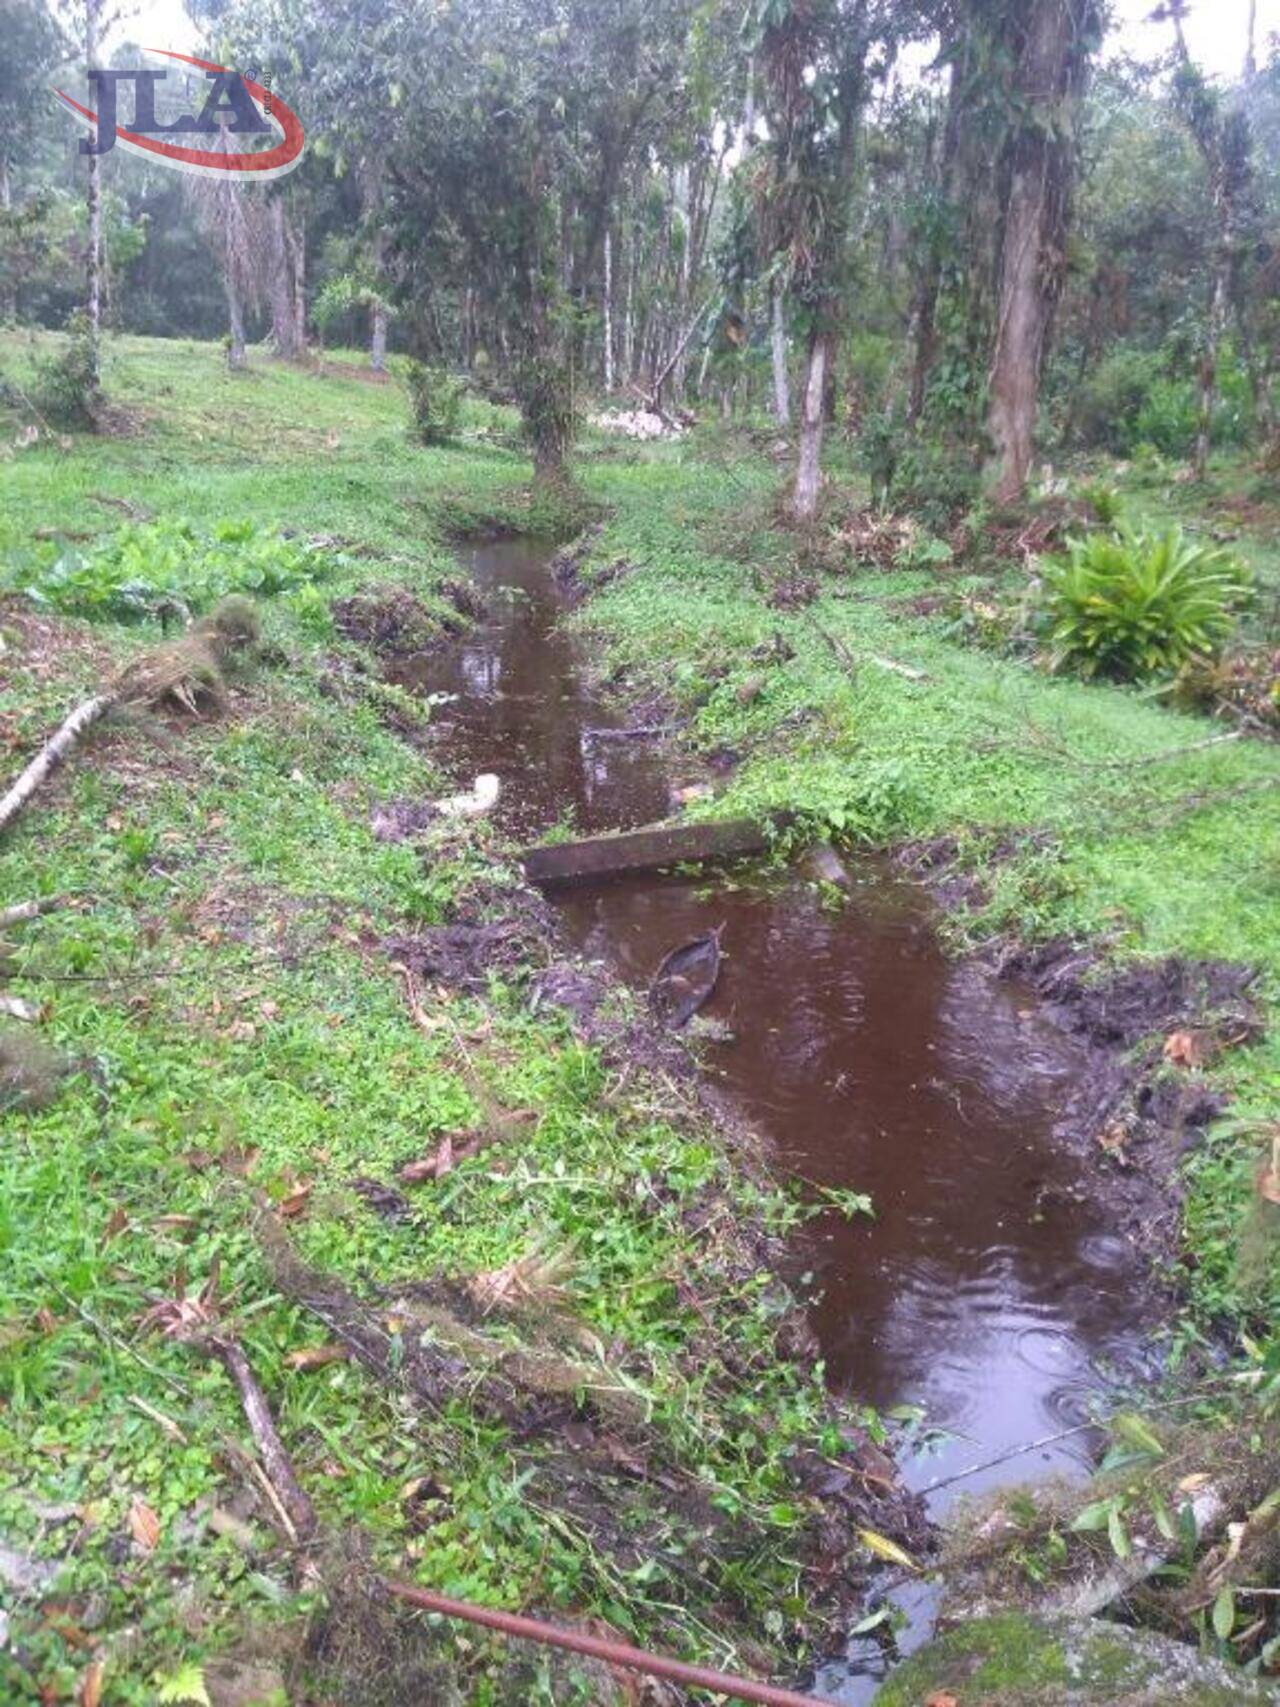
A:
[{"xmin": 521, "ymin": 816, "xmax": 787, "ymax": 887}]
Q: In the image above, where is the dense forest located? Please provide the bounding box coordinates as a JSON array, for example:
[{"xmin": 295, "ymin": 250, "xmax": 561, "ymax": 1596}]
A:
[
  {"xmin": 5, "ymin": 0, "xmax": 1280, "ymax": 501},
  {"xmin": 2, "ymin": 1, "xmax": 1280, "ymax": 1704}
]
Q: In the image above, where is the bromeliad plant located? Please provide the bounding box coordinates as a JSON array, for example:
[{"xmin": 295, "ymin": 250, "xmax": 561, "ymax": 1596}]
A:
[{"xmin": 1038, "ymin": 523, "xmax": 1252, "ymax": 682}]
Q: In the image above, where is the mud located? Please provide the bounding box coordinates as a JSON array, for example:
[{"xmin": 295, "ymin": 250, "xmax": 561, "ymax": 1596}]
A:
[
  {"xmin": 381, "ymin": 533, "xmax": 1267, "ymax": 1701},
  {"xmin": 333, "ymin": 585, "xmax": 443, "ymax": 657}
]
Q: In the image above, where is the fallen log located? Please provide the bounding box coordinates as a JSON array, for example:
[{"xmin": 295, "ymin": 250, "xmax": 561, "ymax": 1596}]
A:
[
  {"xmin": 0, "ymin": 695, "xmax": 114, "ymax": 838},
  {"xmin": 0, "ymin": 897, "xmax": 67, "ymax": 929},
  {"xmin": 521, "ymin": 814, "xmax": 789, "ymax": 887},
  {"xmin": 205, "ymin": 1334, "xmax": 316, "ymax": 1543}
]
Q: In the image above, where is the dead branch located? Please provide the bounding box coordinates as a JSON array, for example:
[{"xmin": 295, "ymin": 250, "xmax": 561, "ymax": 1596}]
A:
[
  {"xmin": 204, "ymin": 1334, "xmax": 316, "ymax": 1542},
  {"xmin": 1043, "ymin": 1480, "xmax": 1228, "ymax": 1620},
  {"xmin": 0, "ymin": 695, "xmax": 115, "ymax": 838},
  {"xmin": 0, "ymin": 897, "xmax": 67, "ymax": 929},
  {"xmin": 810, "ymin": 618, "xmax": 929, "ymax": 683},
  {"xmin": 0, "ymin": 601, "xmax": 259, "ymax": 840}
]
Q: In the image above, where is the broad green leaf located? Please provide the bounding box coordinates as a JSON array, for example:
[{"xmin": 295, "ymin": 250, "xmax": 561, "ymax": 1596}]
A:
[{"xmin": 1212, "ymin": 1585, "xmax": 1236, "ymax": 1641}]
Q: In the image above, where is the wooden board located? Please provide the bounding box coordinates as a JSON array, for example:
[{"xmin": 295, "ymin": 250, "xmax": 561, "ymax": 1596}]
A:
[{"xmin": 521, "ymin": 815, "xmax": 788, "ymax": 887}]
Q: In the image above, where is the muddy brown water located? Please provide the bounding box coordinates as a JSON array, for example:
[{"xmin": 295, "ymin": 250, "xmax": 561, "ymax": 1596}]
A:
[{"xmin": 419, "ymin": 538, "xmax": 1154, "ymax": 1701}]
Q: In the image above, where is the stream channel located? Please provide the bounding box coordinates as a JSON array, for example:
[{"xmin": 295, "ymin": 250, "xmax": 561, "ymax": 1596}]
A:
[{"xmin": 400, "ymin": 537, "xmax": 1155, "ymax": 1701}]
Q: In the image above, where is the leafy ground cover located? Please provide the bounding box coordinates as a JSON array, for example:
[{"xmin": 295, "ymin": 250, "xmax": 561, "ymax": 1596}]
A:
[
  {"xmin": 2, "ymin": 333, "xmax": 1279, "ymax": 1701},
  {"xmin": 1, "ymin": 337, "xmax": 912, "ymax": 1704},
  {"xmin": 566, "ymin": 434, "xmax": 1280, "ymax": 1336}
]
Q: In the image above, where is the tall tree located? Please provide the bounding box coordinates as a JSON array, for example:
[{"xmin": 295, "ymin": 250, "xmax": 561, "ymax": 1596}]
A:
[
  {"xmin": 393, "ymin": 0, "xmax": 697, "ymax": 482},
  {"xmin": 984, "ymin": 0, "xmax": 1101, "ymax": 501},
  {"xmin": 0, "ymin": 0, "xmax": 67, "ymax": 320},
  {"xmin": 751, "ymin": 0, "xmax": 887, "ymax": 521},
  {"xmin": 190, "ymin": 124, "xmax": 262, "ymax": 369},
  {"xmin": 1162, "ymin": 1, "xmax": 1259, "ymax": 478}
]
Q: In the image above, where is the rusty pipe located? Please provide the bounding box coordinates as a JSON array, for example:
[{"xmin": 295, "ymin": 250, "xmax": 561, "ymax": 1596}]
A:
[{"xmin": 383, "ymin": 1579, "xmax": 837, "ymax": 1707}]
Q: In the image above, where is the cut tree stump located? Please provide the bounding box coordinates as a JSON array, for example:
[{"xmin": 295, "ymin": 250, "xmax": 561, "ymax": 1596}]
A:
[{"xmin": 521, "ymin": 815, "xmax": 790, "ymax": 887}]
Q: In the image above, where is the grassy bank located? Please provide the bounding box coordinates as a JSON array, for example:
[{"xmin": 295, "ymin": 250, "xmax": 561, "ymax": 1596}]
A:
[
  {"xmin": 567, "ymin": 436, "xmax": 1280, "ymax": 1333},
  {"xmin": 2, "ymin": 332, "xmax": 1278, "ymax": 1701},
  {"xmin": 0, "ymin": 335, "xmax": 904, "ymax": 1704}
]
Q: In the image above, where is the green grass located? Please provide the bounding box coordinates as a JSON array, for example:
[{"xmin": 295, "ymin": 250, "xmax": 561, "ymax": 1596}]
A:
[
  {"xmin": 2, "ymin": 332, "xmax": 1278, "ymax": 1701},
  {"xmin": 0, "ymin": 335, "xmax": 881, "ymax": 1703},
  {"xmin": 562, "ymin": 440, "xmax": 1280, "ymax": 1334}
]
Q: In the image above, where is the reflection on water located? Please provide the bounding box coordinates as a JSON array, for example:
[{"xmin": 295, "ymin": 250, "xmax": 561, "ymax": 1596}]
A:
[
  {"xmin": 393, "ymin": 537, "xmax": 670, "ymax": 841},
  {"xmin": 422, "ymin": 539, "xmax": 1152, "ymax": 1704},
  {"xmin": 554, "ymin": 871, "xmax": 1151, "ymax": 1501}
]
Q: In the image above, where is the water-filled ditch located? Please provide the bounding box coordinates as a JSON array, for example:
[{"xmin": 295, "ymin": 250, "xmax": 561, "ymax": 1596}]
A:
[{"xmin": 405, "ymin": 537, "xmax": 1155, "ymax": 1700}]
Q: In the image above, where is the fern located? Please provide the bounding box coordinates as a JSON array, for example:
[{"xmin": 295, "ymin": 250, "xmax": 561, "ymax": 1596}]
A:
[{"xmin": 156, "ymin": 1662, "xmax": 211, "ymax": 1705}]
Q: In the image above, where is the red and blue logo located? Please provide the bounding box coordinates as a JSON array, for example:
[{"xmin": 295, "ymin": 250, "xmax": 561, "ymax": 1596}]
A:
[{"xmin": 53, "ymin": 49, "xmax": 305, "ymax": 180}]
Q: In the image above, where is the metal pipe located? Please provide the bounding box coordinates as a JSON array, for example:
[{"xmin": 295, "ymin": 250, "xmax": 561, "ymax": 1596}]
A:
[{"xmin": 383, "ymin": 1579, "xmax": 836, "ymax": 1707}]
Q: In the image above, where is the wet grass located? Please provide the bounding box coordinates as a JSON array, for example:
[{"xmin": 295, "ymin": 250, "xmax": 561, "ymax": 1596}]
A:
[
  {"xmin": 3, "ymin": 332, "xmax": 1276, "ymax": 1700},
  {"xmin": 0, "ymin": 336, "xmax": 891, "ymax": 1703},
  {"xmin": 568, "ymin": 439, "xmax": 1280, "ymax": 1337}
]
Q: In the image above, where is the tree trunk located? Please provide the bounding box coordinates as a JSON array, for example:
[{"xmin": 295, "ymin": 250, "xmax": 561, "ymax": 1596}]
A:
[
  {"xmin": 793, "ymin": 329, "xmax": 830, "ymax": 523},
  {"xmin": 84, "ymin": 0, "xmax": 102, "ymax": 378},
  {"xmin": 622, "ymin": 228, "xmax": 636, "ymax": 386},
  {"xmin": 0, "ymin": 155, "xmax": 13, "ymax": 322},
  {"xmin": 268, "ymin": 198, "xmax": 300, "ymax": 359},
  {"xmin": 289, "ymin": 217, "xmax": 306, "ymax": 353},
  {"xmin": 602, "ymin": 225, "xmax": 615, "ymax": 392},
  {"xmin": 370, "ymin": 302, "xmax": 388, "ymax": 373},
  {"xmin": 770, "ymin": 285, "xmax": 790, "ymax": 424},
  {"xmin": 1195, "ymin": 260, "xmax": 1228, "ymax": 481},
  {"xmin": 226, "ymin": 268, "xmax": 247, "ymax": 370},
  {"xmin": 986, "ymin": 0, "xmax": 1092, "ymax": 504}
]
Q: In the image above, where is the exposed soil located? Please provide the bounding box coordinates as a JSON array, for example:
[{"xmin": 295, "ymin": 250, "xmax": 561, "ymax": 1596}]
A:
[
  {"xmin": 353, "ymin": 530, "xmax": 1271, "ymax": 1701},
  {"xmin": 333, "ymin": 585, "xmax": 444, "ymax": 657}
]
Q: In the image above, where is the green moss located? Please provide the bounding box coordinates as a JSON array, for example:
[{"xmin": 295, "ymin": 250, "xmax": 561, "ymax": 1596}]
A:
[{"xmin": 874, "ymin": 1614, "xmax": 1273, "ymax": 1705}]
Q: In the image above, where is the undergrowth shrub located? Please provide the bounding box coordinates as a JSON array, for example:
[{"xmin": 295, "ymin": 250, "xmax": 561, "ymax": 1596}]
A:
[
  {"xmin": 515, "ymin": 355, "xmax": 577, "ymax": 476},
  {"xmin": 1071, "ymin": 343, "xmax": 1252, "ymax": 456},
  {"xmin": 15, "ymin": 518, "xmax": 336, "ymax": 622},
  {"xmin": 1038, "ymin": 524, "xmax": 1252, "ymax": 681},
  {"xmin": 887, "ymin": 437, "xmax": 980, "ymax": 529},
  {"xmin": 403, "ymin": 360, "xmax": 465, "ymax": 445},
  {"xmin": 29, "ymin": 312, "xmax": 100, "ymax": 430}
]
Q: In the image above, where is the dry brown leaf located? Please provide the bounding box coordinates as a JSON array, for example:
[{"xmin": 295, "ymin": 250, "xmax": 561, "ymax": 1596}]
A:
[
  {"xmin": 1163, "ymin": 1029, "xmax": 1206, "ymax": 1068},
  {"xmin": 77, "ymin": 1661, "xmax": 105, "ymax": 1707},
  {"xmin": 153, "ymin": 1214, "xmax": 198, "ymax": 1233},
  {"xmin": 924, "ymin": 1693, "xmax": 959, "ymax": 1707},
  {"xmin": 103, "ymin": 1206, "xmax": 129, "ymax": 1240},
  {"xmin": 1096, "ymin": 1119, "xmax": 1131, "ymax": 1163},
  {"xmin": 128, "ymin": 1497, "xmax": 161, "ymax": 1552},
  {"xmin": 279, "ymin": 1181, "xmax": 314, "ymax": 1218},
  {"xmin": 1179, "ymin": 1472, "xmax": 1212, "ymax": 1493},
  {"xmin": 400, "ymin": 1133, "xmax": 455, "ymax": 1184},
  {"xmin": 285, "ymin": 1344, "xmax": 351, "ymax": 1373},
  {"xmin": 1257, "ymin": 1162, "xmax": 1280, "ymax": 1206}
]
